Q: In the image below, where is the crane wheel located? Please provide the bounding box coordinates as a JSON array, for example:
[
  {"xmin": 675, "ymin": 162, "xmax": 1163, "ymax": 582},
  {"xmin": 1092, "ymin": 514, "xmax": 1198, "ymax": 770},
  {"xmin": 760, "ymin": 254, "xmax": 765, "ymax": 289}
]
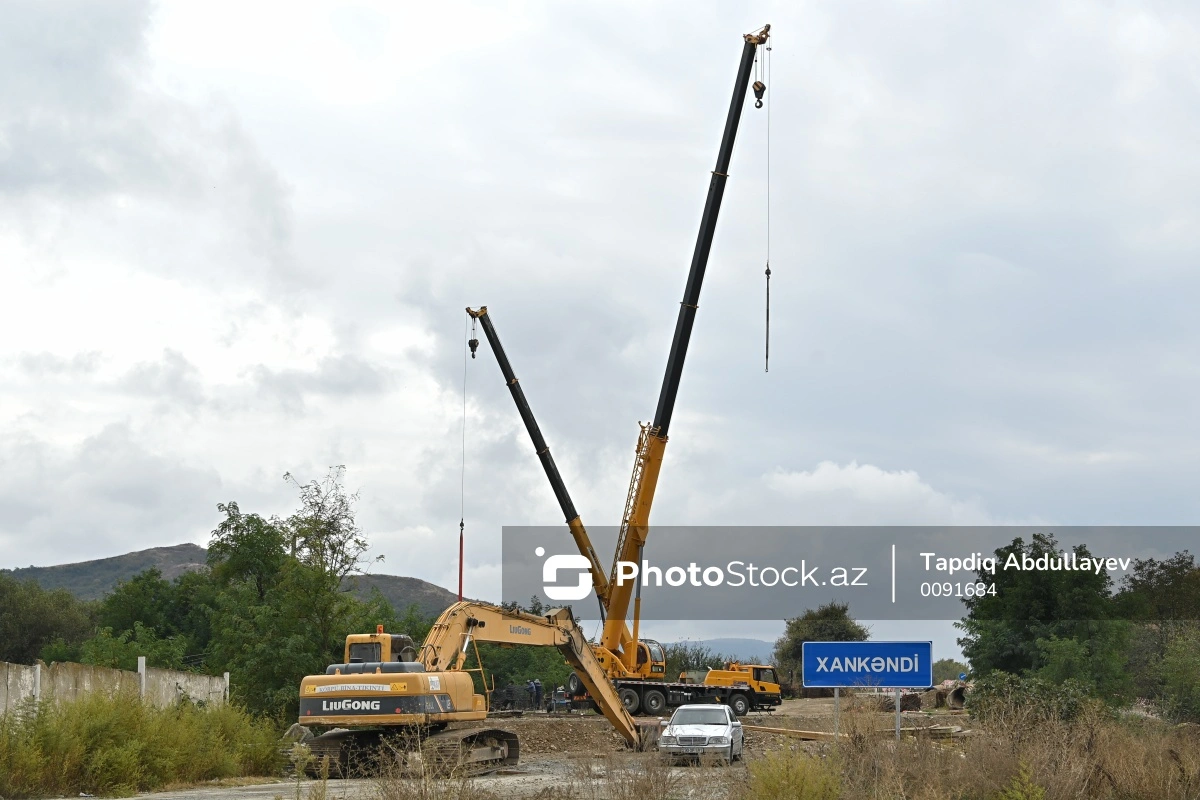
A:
[
  {"xmin": 729, "ymin": 693, "xmax": 750, "ymax": 717},
  {"xmin": 619, "ymin": 687, "xmax": 641, "ymax": 714},
  {"xmin": 642, "ymin": 689, "xmax": 667, "ymax": 716},
  {"xmin": 567, "ymin": 673, "xmax": 583, "ymax": 696}
]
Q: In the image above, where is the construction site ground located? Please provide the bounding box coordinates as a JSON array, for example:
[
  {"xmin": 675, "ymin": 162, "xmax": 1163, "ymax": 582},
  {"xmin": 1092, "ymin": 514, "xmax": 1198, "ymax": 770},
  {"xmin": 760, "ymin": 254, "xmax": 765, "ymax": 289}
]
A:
[{"xmin": 135, "ymin": 698, "xmax": 967, "ymax": 800}]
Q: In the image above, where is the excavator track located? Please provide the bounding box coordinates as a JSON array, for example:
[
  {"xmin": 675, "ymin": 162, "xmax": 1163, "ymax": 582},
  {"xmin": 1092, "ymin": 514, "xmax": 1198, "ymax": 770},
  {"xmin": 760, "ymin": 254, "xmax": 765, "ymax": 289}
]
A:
[
  {"xmin": 420, "ymin": 727, "xmax": 520, "ymax": 775},
  {"xmin": 301, "ymin": 726, "xmax": 519, "ymax": 777}
]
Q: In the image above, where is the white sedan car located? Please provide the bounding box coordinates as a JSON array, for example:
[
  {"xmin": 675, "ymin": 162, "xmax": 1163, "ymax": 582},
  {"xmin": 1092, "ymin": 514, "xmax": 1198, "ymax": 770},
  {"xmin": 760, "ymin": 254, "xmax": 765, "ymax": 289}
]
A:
[{"xmin": 657, "ymin": 703, "xmax": 744, "ymax": 763}]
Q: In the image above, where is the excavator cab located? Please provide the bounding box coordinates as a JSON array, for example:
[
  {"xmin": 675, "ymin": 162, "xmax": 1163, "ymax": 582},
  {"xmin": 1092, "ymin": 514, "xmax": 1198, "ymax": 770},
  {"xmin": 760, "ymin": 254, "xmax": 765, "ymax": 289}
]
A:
[{"xmin": 343, "ymin": 625, "xmax": 418, "ymax": 663}]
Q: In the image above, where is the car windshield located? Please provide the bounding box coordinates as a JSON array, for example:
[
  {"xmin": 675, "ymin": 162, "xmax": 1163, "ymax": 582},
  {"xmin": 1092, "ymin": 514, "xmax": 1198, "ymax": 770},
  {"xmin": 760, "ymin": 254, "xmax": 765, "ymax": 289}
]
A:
[{"xmin": 671, "ymin": 708, "xmax": 728, "ymax": 726}]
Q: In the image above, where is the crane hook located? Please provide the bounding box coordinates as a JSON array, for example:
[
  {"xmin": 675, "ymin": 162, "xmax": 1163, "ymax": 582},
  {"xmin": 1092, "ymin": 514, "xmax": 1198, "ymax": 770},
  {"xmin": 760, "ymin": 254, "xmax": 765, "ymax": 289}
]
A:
[
  {"xmin": 468, "ymin": 337, "xmax": 479, "ymax": 358},
  {"xmin": 753, "ymin": 80, "xmax": 766, "ymax": 109}
]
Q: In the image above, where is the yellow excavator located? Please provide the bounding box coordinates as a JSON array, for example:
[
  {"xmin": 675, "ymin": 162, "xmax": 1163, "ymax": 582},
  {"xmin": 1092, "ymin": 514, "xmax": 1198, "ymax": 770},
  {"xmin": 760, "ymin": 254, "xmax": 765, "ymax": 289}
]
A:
[
  {"xmin": 463, "ymin": 24, "xmax": 780, "ymax": 717},
  {"xmin": 296, "ymin": 602, "xmax": 639, "ymax": 773}
]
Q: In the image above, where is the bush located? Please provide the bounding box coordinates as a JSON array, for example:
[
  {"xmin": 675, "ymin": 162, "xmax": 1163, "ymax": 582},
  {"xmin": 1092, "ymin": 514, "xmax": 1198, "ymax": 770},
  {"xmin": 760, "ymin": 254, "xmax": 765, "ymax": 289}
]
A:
[
  {"xmin": 1160, "ymin": 628, "xmax": 1200, "ymax": 722},
  {"xmin": 966, "ymin": 672, "xmax": 1103, "ymax": 724},
  {"xmin": 995, "ymin": 764, "xmax": 1047, "ymax": 800},
  {"xmin": 743, "ymin": 749, "xmax": 841, "ymax": 800},
  {"xmin": 0, "ymin": 693, "xmax": 280, "ymax": 797}
]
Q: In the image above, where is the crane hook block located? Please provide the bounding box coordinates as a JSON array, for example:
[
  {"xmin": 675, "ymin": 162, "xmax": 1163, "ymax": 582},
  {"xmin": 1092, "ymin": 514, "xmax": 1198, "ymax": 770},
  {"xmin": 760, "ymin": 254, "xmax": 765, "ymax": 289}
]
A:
[
  {"xmin": 753, "ymin": 81, "xmax": 767, "ymax": 109},
  {"xmin": 468, "ymin": 338, "xmax": 479, "ymax": 358}
]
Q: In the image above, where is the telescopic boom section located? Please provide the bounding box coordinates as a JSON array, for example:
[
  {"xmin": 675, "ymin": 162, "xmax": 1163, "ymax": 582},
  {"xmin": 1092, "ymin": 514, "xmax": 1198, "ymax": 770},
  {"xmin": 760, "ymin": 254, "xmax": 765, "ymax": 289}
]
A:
[
  {"xmin": 465, "ymin": 307, "xmax": 611, "ymax": 616},
  {"xmin": 602, "ymin": 25, "xmax": 769, "ymax": 663}
]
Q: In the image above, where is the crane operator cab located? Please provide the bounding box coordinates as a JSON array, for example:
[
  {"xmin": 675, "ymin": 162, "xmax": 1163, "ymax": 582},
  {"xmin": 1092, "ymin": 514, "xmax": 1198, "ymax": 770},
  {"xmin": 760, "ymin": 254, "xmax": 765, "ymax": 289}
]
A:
[{"xmin": 637, "ymin": 640, "xmax": 667, "ymax": 677}]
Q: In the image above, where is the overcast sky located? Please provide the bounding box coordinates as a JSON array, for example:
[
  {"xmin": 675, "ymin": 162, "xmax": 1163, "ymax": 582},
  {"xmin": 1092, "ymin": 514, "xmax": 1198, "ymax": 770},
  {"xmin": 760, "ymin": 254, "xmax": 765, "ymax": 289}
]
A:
[{"xmin": 2, "ymin": 2, "xmax": 1198, "ymax": 655}]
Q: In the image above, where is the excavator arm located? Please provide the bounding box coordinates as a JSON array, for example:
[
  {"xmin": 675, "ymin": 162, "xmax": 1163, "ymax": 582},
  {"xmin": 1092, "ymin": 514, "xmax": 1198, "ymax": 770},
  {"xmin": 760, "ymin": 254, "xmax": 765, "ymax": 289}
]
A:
[{"xmin": 418, "ymin": 601, "xmax": 641, "ymax": 747}]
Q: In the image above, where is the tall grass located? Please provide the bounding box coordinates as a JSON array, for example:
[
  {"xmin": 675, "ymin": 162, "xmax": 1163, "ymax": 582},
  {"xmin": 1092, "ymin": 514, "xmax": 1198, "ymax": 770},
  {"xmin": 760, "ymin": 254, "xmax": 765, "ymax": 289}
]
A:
[
  {"xmin": 0, "ymin": 693, "xmax": 281, "ymax": 797},
  {"xmin": 738, "ymin": 702, "xmax": 1200, "ymax": 800}
]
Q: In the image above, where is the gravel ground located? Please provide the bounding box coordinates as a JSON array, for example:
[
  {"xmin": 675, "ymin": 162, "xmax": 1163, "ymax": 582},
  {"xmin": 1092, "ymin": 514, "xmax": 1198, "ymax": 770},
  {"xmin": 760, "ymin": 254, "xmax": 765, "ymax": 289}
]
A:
[{"xmin": 132, "ymin": 698, "xmax": 957, "ymax": 800}]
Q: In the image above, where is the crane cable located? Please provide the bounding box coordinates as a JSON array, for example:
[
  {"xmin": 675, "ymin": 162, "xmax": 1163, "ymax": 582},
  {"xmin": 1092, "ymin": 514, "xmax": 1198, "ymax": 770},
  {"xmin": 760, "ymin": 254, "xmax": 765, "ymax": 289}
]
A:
[
  {"xmin": 762, "ymin": 37, "xmax": 773, "ymax": 373},
  {"xmin": 458, "ymin": 314, "xmax": 473, "ymax": 601}
]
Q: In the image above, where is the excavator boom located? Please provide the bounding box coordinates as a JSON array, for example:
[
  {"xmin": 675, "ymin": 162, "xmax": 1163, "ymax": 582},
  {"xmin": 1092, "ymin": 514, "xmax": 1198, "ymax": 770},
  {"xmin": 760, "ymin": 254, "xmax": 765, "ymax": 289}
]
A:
[{"xmin": 420, "ymin": 601, "xmax": 641, "ymax": 747}]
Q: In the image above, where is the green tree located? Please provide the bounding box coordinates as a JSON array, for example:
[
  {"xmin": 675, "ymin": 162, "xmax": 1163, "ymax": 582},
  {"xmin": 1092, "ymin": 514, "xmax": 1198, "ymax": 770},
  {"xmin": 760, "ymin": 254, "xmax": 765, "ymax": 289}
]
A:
[
  {"xmin": 663, "ymin": 641, "xmax": 729, "ymax": 681},
  {"xmin": 207, "ymin": 501, "xmax": 287, "ymax": 601},
  {"xmin": 773, "ymin": 602, "xmax": 869, "ymax": 681},
  {"xmin": 167, "ymin": 569, "xmax": 221, "ymax": 658},
  {"xmin": 1115, "ymin": 551, "xmax": 1200, "ymax": 621},
  {"xmin": 79, "ymin": 622, "xmax": 187, "ymax": 671},
  {"xmin": 1032, "ymin": 624, "xmax": 1132, "ymax": 702},
  {"xmin": 97, "ymin": 568, "xmax": 176, "ymax": 638},
  {"xmin": 204, "ymin": 467, "xmax": 391, "ymax": 718},
  {"xmin": 1113, "ymin": 553, "xmax": 1200, "ymax": 705},
  {"xmin": 0, "ymin": 573, "xmax": 95, "ymax": 664},
  {"xmin": 1160, "ymin": 626, "xmax": 1200, "ymax": 722},
  {"xmin": 956, "ymin": 533, "xmax": 1115, "ymax": 677},
  {"xmin": 932, "ymin": 658, "xmax": 969, "ymax": 683}
]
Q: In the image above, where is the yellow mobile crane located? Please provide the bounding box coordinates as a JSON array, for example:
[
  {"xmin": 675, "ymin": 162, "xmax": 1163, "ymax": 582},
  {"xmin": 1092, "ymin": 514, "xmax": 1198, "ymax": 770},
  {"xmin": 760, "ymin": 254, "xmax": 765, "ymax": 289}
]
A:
[
  {"xmin": 297, "ymin": 601, "xmax": 639, "ymax": 773},
  {"xmin": 466, "ymin": 25, "xmax": 780, "ymax": 718}
]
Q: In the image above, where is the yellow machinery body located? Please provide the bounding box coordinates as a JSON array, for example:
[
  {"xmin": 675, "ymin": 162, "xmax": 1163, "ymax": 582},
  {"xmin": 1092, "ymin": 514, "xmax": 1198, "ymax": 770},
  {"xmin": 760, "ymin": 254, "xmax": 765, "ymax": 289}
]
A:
[
  {"xmin": 702, "ymin": 662, "xmax": 782, "ymax": 698},
  {"xmin": 295, "ymin": 604, "xmax": 642, "ymax": 773}
]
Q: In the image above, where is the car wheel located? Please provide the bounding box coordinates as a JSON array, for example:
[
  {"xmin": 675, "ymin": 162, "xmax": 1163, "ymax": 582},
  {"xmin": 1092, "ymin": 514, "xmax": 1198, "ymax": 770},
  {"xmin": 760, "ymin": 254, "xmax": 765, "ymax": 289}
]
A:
[
  {"xmin": 642, "ymin": 689, "xmax": 667, "ymax": 716},
  {"xmin": 726, "ymin": 744, "xmax": 735, "ymax": 766},
  {"xmin": 728, "ymin": 693, "xmax": 750, "ymax": 717},
  {"xmin": 619, "ymin": 687, "xmax": 641, "ymax": 714}
]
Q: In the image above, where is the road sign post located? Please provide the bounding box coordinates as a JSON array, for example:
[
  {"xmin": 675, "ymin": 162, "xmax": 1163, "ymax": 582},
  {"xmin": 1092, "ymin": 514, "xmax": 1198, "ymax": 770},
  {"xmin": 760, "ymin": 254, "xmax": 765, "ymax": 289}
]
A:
[{"xmin": 802, "ymin": 641, "xmax": 934, "ymax": 741}]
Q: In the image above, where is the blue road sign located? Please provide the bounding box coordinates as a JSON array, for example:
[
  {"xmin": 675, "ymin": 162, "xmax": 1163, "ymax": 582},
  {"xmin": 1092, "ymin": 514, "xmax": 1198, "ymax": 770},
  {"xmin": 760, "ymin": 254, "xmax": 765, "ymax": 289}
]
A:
[{"xmin": 802, "ymin": 641, "xmax": 933, "ymax": 688}]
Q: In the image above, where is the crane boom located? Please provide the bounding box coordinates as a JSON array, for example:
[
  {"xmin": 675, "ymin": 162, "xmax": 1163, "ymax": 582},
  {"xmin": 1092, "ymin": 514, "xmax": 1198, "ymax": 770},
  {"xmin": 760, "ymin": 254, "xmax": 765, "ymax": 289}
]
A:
[
  {"xmin": 602, "ymin": 25, "xmax": 769, "ymax": 662},
  {"xmin": 465, "ymin": 307, "xmax": 612, "ymax": 621}
]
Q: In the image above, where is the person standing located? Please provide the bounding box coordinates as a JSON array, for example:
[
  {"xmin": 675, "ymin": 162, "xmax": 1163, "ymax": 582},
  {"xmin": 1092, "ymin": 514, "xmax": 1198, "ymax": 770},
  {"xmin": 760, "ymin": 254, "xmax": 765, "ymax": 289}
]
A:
[{"xmin": 533, "ymin": 678, "xmax": 543, "ymax": 710}]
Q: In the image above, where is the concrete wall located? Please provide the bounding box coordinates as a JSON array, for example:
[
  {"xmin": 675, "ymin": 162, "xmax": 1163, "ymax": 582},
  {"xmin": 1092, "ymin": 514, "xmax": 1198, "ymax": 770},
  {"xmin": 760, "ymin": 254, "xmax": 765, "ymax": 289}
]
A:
[
  {"xmin": 43, "ymin": 661, "xmax": 140, "ymax": 704},
  {"xmin": 144, "ymin": 666, "xmax": 226, "ymax": 707},
  {"xmin": 0, "ymin": 660, "xmax": 227, "ymax": 715},
  {"xmin": 1, "ymin": 661, "xmax": 39, "ymax": 713}
]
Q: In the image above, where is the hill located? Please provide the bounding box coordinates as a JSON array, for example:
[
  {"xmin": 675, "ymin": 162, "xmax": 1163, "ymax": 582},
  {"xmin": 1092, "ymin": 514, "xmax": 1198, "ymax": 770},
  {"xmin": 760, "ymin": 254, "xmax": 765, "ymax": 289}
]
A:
[
  {"xmin": 3, "ymin": 544, "xmax": 208, "ymax": 601},
  {"xmin": 2, "ymin": 543, "xmax": 459, "ymax": 618}
]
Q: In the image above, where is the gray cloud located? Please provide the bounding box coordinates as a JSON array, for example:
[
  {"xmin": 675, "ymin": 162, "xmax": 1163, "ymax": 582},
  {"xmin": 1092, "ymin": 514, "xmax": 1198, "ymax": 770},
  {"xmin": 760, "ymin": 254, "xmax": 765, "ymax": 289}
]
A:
[
  {"xmin": 117, "ymin": 349, "xmax": 205, "ymax": 410},
  {"xmin": 0, "ymin": 0, "xmax": 301, "ymax": 291},
  {"xmin": 1, "ymin": 1, "xmax": 1198, "ymax": 595},
  {"xmin": 14, "ymin": 351, "xmax": 102, "ymax": 377},
  {"xmin": 248, "ymin": 355, "xmax": 394, "ymax": 413},
  {"xmin": 0, "ymin": 423, "xmax": 223, "ymax": 565}
]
